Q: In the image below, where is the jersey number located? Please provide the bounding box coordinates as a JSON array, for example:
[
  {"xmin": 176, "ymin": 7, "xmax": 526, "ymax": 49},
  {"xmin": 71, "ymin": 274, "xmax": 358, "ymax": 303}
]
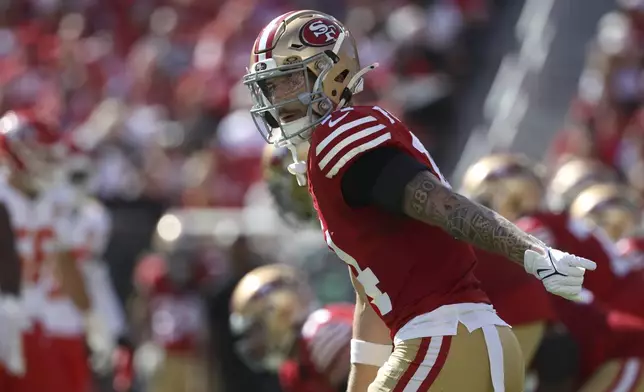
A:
[
  {"xmin": 16, "ymin": 228, "xmax": 55, "ymax": 284},
  {"xmin": 325, "ymin": 231, "xmax": 392, "ymax": 316}
]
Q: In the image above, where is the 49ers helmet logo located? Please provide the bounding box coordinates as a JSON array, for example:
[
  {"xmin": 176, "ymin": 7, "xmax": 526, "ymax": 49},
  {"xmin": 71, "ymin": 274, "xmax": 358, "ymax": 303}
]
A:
[{"xmin": 300, "ymin": 18, "xmax": 340, "ymax": 47}]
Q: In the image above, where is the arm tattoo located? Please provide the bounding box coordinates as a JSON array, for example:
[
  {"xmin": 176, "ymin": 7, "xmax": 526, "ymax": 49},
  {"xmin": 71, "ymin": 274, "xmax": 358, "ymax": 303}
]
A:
[{"xmin": 403, "ymin": 171, "xmax": 545, "ymax": 265}]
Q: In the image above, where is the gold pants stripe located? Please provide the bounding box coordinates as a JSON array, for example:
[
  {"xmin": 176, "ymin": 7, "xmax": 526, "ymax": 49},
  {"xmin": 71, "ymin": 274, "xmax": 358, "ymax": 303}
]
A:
[{"xmin": 580, "ymin": 358, "xmax": 644, "ymax": 392}]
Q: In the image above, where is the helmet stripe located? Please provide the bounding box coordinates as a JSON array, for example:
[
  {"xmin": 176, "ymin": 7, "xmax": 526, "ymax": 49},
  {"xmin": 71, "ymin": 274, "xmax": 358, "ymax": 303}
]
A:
[{"xmin": 256, "ymin": 11, "xmax": 298, "ymax": 62}]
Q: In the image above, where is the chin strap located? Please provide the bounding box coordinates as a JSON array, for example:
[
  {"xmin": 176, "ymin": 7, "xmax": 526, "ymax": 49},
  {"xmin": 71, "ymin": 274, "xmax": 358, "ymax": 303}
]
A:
[{"xmin": 286, "ymin": 143, "xmax": 307, "ymax": 186}]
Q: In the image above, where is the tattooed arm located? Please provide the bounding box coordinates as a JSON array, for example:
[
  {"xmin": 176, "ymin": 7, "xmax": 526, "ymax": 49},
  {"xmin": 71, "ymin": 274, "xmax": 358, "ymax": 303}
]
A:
[
  {"xmin": 340, "ymin": 147, "xmax": 547, "ymax": 264},
  {"xmin": 403, "ymin": 171, "xmax": 546, "ymax": 265}
]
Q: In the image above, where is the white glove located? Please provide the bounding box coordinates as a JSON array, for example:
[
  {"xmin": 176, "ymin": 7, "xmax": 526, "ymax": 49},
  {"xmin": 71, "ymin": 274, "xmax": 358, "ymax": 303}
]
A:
[
  {"xmin": 133, "ymin": 341, "xmax": 166, "ymax": 381},
  {"xmin": 0, "ymin": 296, "xmax": 28, "ymax": 376},
  {"xmin": 84, "ymin": 311, "xmax": 116, "ymax": 374},
  {"xmin": 524, "ymin": 247, "xmax": 597, "ymax": 300}
]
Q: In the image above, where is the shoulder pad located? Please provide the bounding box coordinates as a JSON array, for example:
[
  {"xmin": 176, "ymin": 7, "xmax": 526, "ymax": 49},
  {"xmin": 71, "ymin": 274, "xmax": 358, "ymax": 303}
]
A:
[{"xmin": 311, "ymin": 106, "xmax": 401, "ymax": 179}]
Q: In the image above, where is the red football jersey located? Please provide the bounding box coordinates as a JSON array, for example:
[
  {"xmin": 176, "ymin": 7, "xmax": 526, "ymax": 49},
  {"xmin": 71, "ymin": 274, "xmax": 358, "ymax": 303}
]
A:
[
  {"xmin": 551, "ymin": 295, "xmax": 644, "ymax": 382},
  {"xmin": 279, "ymin": 304, "xmax": 354, "ymax": 392},
  {"xmin": 133, "ymin": 255, "xmax": 206, "ymax": 354},
  {"xmin": 514, "ymin": 212, "xmax": 623, "ymax": 302},
  {"xmin": 605, "ymin": 237, "xmax": 644, "ymax": 318},
  {"xmin": 307, "ymin": 105, "xmax": 489, "ymax": 337},
  {"xmin": 617, "ymin": 236, "xmax": 644, "ymax": 271},
  {"xmin": 474, "ymin": 249, "xmax": 556, "ymax": 326}
]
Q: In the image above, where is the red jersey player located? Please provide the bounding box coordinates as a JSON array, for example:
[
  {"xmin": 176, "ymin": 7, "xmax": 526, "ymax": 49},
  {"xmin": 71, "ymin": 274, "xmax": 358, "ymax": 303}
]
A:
[
  {"xmin": 231, "ymin": 264, "xmax": 355, "ymax": 392},
  {"xmin": 262, "ymin": 141, "xmax": 318, "ymax": 227},
  {"xmin": 131, "ymin": 230, "xmax": 217, "ymax": 392},
  {"xmin": 461, "ymin": 154, "xmax": 644, "ymax": 390},
  {"xmin": 243, "ymin": 10, "xmax": 596, "ymax": 391},
  {"xmin": 569, "ymin": 182, "xmax": 642, "ymax": 244},
  {"xmin": 568, "ymin": 182, "xmax": 644, "ymax": 319}
]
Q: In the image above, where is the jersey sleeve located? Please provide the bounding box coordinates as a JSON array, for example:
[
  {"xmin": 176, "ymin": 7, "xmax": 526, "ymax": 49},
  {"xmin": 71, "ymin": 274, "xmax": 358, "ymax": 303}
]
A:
[
  {"xmin": 301, "ymin": 307, "xmax": 353, "ymax": 374},
  {"xmin": 310, "ymin": 106, "xmax": 411, "ymax": 180}
]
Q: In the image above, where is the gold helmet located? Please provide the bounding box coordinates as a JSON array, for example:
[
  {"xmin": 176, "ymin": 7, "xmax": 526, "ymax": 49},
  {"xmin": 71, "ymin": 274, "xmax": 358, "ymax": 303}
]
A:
[
  {"xmin": 546, "ymin": 157, "xmax": 620, "ymax": 212},
  {"xmin": 461, "ymin": 154, "xmax": 544, "ymax": 221},
  {"xmin": 569, "ymin": 183, "xmax": 642, "ymax": 241},
  {"xmin": 243, "ymin": 10, "xmax": 373, "ymax": 147},
  {"xmin": 230, "ymin": 263, "xmax": 317, "ymax": 372},
  {"xmin": 262, "ymin": 141, "xmax": 317, "ymax": 226}
]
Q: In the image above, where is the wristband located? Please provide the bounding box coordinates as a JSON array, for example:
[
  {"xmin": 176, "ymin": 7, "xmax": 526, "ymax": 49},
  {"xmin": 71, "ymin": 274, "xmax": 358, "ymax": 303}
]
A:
[{"xmin": 350, "ymin": 339, "xmax": 392, "ymax": 367}]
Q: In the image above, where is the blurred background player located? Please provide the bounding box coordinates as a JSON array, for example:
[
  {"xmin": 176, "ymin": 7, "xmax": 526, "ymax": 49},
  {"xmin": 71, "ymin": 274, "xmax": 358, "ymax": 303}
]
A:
[
  {"xmin": 262, "ymin": 142, "xmax": 317, "ymax": 228},
  {"xmin": 42, "ymin": 144, "xmax": 128, "ymax": 392},
  {"xmin": 0, "ymin": 110, "xmax": 87, "ymax": 392},
  {"xmin": 230, "ymin": 264, "xmax": 354, "ymax": 392},
  {"xmin": 130, "ymin": 217, "xmax": 218, "ymax": 392},
  {"xmin": 570, "ymin": 182, "xmax": 643, "ymax": 243},
  {"xmin": 461, "ymin": 153, "xmax": 644, "ymax": 391}
]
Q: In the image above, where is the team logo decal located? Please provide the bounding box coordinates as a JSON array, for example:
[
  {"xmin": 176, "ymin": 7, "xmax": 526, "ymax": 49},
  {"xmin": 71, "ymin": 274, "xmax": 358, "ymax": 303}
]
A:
[
  {"xmin": 255, "ymin": 62, "xmax": 268, "ymax": 72},
  {"xmin": 300, "ymin": 18, "xmax": 340, "ymax": 47}
]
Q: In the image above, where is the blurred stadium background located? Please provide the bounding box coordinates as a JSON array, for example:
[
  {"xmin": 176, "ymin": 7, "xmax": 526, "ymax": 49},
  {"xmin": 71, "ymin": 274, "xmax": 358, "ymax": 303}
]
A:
[{"xmin": 2, "ymin": 0, "xmax": 635, "ymax": 390}]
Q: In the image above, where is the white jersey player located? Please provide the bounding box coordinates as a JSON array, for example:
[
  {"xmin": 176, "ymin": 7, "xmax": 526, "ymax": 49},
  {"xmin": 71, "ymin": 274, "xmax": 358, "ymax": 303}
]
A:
[
  {"xmin": 41, "ymin": 148, "xmax": 126, "ymax": 392},
  {"xmin": 0, "ymin": 110, "xmax": 84, "ymax": 392}
]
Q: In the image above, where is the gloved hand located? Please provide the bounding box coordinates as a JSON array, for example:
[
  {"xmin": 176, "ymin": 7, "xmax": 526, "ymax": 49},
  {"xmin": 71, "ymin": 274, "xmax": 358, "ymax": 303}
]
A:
[
  {"xmin": 133, "ymin": 341, "xmax": 165, "ymax": 382},
  {"xmin": 524, "ymin": 247, "xmax": 597, "ymax": 300},
  {"xmin": 0, "ymin": 295, "xmax": 28, "ymax": 376},
  {"xmin": 84, "ymin": 311, "xmax": 116, "ymax": 374}
]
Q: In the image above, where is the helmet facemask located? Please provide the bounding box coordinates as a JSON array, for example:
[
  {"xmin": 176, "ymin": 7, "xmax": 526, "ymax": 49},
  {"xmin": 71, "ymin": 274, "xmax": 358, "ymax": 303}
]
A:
[{"xmin": 244, "ymin": 53, "xmax": 336, "ymax": 148}]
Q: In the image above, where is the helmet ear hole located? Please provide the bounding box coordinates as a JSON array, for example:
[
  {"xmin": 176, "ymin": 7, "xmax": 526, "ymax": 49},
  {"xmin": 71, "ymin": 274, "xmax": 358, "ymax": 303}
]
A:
[{"xmin": 334, "ymin": 69, "xmax": 349, "ymax": 83}]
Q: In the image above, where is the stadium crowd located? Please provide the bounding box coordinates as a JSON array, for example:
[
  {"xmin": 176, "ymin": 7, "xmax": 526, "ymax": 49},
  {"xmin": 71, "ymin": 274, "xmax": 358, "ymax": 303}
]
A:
[{"xmin": 5, "ymin": 0, "xmax": 644, "ymax": 392}]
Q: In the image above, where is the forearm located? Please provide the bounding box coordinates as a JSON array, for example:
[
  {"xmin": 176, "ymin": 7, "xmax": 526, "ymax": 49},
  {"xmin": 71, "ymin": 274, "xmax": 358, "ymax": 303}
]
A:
[
  {"xmin": 403, "ymin": 171, "xmax": 546, "ymax": 264},
  {"xmin": 56, "ymin": 252, "xmax": 91, "ymax": 311},
  {"xmin": 347, "ymin": 299, "xmax": 385, "ymax": 392},
  {"xmin": 347, "ymin": 273, "xmax": 391, "ymax": 392}
]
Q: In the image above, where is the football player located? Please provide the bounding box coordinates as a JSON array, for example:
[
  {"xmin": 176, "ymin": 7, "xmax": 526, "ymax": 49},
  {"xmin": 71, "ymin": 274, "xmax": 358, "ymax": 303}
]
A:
[
  {"xmin": 281, "ymin": 303, "xmax": 354, "ymax": 392},
  {"xmin": 42, "ymin": 147, "xmax": 123, "ymax": 392},
  {"xmin": 262, "ymin": 142, "xmax": 317, "ymax": 227},
  {"xmin": 244, "ymin": 10, "xmax": 595, "ymax": 391},
  {"xmin": 230, "ymin": 264, "xmax": 353, "ymax": 392},
  {"xmin": 0, "ymin": 110, "xmax": 88, "ymax": 392},
  {"xmin": 461, "ymin": 154, "xmax": 644, "ymax": 391},
  {"xmin": 546, "ymin": 157, "xmax": 621, "ymax": 213},
  {"xmin": 462, "ymin": 154, "xmax": 626, "ymax": 303},
  {"xmin": 130, "ymin": 226, "xmax": 214, "ymax": 392},
  {"xmin": 552, "ymin": 293, "xmax": 644, "ymax": 391},
  {"xmin": 569, "ymin": 183, "xmax": 642, "ymax": 243}
]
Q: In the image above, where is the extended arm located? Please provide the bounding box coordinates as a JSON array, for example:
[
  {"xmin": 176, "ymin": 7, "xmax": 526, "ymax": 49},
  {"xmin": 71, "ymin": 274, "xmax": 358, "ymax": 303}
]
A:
[
  {"xmin": 341, "ymin": 147, "xmax": 546, "ymax": 265},
  {"xmin": 402, "ymin": 170, "xmax": 546, "ymax": 264},
  {"xmin": 56, "ymin": 251, "xmax": 91, "ymax": 311},
  {"xmin": 341, "ymin": 146, "xmax": 595, "ymax": 300}
]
